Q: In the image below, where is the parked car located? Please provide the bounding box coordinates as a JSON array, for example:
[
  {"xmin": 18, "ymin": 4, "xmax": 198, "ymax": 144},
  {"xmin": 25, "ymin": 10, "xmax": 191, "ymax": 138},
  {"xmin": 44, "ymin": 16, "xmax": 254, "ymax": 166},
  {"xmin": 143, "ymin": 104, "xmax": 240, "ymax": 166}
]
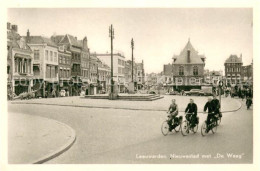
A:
[
  {"xmin": 169, "ymin": 91, "xmax": 179, "ymax": 95},
  {"xmin": 149, "ymin": 91, "xmax": 156, "ymax": 94},
  {"xmin": 185, "ymin": 89, "xmax": 201, "ymax": 96},
  {"xmin": 199, "ymin": 90, "xmax": 213, "ymax": 96}
]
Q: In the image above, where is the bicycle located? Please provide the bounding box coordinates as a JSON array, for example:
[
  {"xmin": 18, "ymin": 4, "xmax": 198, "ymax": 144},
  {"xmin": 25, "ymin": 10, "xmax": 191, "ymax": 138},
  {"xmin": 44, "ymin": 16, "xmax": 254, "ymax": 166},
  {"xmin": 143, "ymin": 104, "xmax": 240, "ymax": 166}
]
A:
[
  {"xmin": 161, "ymin": 113, "xmax": 183, "ymax": 136},
  {"xmin": 201, "ymin": 112, "xmax": 218, "ymax": 136},
  {"xmin": 181, "ymin": 113, "xmax": 199, "ymax": 136}
]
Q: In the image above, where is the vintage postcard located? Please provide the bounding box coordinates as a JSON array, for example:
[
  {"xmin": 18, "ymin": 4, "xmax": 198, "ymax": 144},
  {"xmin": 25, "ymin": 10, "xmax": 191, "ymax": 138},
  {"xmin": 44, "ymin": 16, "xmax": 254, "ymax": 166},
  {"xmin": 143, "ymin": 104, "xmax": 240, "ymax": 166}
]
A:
[{"xmin": 1, "ymin": 0, "xmax": 259, "ymax": 171}]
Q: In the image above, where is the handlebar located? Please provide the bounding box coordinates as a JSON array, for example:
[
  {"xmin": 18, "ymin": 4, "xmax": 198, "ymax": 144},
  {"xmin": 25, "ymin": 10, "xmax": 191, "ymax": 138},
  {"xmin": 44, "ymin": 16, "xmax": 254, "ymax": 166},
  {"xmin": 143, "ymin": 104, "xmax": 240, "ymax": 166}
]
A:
[
  {"xmin": 203, "ymin": 112, "xmax": 215, "ymax": 115},
  {"xmin": 185, "ymin": 113, "xmax": 194, "ymax": 115}
]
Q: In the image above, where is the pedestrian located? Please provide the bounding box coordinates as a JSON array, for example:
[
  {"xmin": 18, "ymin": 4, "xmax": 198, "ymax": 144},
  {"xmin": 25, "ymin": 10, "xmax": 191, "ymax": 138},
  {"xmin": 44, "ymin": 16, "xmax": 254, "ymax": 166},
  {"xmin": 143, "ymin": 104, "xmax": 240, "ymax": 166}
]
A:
[{"xmin": 52, "ymin": 89, "xmax": 56, "ymax": 98}]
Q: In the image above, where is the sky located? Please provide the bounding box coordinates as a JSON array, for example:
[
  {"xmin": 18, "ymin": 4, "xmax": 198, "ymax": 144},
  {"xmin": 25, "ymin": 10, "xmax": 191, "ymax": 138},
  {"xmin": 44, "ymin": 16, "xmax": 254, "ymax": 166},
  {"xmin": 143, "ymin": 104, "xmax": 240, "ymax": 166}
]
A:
[{"xmin": 7, "ymin": 8, "xmax": 253, "ymax": 73}]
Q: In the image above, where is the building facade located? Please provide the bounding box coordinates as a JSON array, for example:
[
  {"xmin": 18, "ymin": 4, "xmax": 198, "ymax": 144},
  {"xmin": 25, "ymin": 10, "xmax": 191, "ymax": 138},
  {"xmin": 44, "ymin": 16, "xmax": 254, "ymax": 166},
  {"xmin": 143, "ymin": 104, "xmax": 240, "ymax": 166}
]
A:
[
  {"xmin": 97, "ymin": 58, "xmax": 111, "ymax": 93},
  {"xmin": 172, "ymin": 40, "xmax": 206, "ymax": 91},
  {"xmin": 224, "ymin": 54, "xmax": 243, "ymax": 85},
  {"xmin": 241, "ymin": 62, "xmax": 253, "ymax": 85},
  {"xmin": 7, "ymin": 23, "xmax": 34, "ymax": 97},
  {"xmin": 96, "ymin": 53, "xmax": 126, "ymax": 93},
  {"xmin": 24, "ymin": 30, "xmax": 59, "ymax": 97},
  {"xmin": 53, "ymin": 34, "xmax": 90, "ymax": 96},
  {"xmin": 136, "ymin": 60, "xmax": 145, "ymax": 89},
  {"xmin": 57, "ymin": 45, "xmax": 72, "ymax": 95}
]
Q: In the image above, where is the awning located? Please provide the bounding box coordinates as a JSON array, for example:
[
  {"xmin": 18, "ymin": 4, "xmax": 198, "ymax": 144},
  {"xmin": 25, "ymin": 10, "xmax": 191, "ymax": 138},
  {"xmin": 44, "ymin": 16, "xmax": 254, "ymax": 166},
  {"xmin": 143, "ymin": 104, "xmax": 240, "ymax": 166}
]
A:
[{"xmin": 14, "ymin": 53, "xmax": 32, "ymax": 59}]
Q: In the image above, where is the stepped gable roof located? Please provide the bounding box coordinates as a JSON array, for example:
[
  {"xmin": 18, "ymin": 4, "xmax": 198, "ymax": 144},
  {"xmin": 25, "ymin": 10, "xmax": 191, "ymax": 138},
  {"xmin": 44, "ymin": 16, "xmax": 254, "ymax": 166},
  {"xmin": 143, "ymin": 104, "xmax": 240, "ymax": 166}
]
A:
[
  {"xmin": 225, "ymin": 54, "xmax": 243, "ymax": 63},
  {"xmin": 173, "ymin": 40, "xmax": 205, "ymax": 64}
]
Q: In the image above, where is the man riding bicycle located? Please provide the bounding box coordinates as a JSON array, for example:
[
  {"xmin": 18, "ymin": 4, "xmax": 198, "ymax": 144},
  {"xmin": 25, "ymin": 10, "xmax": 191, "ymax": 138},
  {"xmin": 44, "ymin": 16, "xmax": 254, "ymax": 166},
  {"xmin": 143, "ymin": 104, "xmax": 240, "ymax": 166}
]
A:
[
  {"xmin": 212, "ymin": 95, "xmax": 222, "ymax": 118},
  {"xmin": 204, "ymin": 97, "xmax": 217, "ymax": 132},
  {"xmin": 167, "ymin": 99, "xmax": 179, "ymax": 131},
  {"xmin": 185, "ymin": 99, "xmax": 198, "ymax": 127}
]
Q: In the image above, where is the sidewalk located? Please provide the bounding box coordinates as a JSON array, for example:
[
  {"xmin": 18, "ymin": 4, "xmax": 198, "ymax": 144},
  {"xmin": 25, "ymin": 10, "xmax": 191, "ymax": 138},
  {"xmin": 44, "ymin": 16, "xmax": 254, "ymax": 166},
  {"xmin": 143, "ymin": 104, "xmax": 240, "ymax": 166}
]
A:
[
  {"xmin": 8, "ymin": 113, "xmax": 76, "ymax": 164},
  {"xmin": 11, "ymin": 95, "xmax": 241, "ymax": 113}
]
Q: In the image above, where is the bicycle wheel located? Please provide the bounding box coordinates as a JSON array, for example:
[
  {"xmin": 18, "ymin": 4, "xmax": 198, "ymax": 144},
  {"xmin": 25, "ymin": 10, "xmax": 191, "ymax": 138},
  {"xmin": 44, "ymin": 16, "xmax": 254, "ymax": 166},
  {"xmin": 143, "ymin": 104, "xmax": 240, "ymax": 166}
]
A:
[
  {"xmin": 161, "ymin": 121, "xmax": 169, "ymax": 136},
  {"xmin": 192, "ymin": 123, "xmax": 199, "ymax": 133},
  {"xmin": 201, "ymin": 121, "xmax": 208, "ymax": 136},
  {"xmin": 181, "ymin": 120, "xmax": 189, "ymax": 136},
  {"xmin": 212, "ymin": 121, "xmax": 218, "ymax": 134},
  {"xmin": 174, "ymin": 123, "xmax": 181, "ymax": 132}
]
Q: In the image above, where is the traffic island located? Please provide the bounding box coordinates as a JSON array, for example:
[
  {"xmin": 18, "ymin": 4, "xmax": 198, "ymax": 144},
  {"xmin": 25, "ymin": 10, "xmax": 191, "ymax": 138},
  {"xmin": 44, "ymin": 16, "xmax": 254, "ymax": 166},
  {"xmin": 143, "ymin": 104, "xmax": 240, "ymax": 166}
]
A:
[
  {"xmin": 8, "ymin": 113, "xmax": 76, "ymax": 164},
  {"xmin": 85, "ymin": 93, "xmax": 163, "ymax": 101}
]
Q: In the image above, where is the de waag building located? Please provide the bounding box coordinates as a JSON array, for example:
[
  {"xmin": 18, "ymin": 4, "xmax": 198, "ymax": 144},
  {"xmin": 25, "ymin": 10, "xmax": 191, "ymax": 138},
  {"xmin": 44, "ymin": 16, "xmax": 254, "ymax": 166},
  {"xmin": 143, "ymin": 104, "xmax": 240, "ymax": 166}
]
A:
[{"xmin": 172, "ymin": 40, "xmax": 206, "ymax": 91}]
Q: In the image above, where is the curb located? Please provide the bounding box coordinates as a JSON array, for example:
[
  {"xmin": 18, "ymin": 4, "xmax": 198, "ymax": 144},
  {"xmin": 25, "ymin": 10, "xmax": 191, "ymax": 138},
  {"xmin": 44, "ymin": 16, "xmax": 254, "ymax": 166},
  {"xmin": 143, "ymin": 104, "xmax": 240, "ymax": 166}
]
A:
[
  {"xmin": 11, "ymin": 98, "xmax": 242, "ymax": 113},
  {"xmin": 29, "ymin": 117, "xmax": 77, "ymax": 164}
]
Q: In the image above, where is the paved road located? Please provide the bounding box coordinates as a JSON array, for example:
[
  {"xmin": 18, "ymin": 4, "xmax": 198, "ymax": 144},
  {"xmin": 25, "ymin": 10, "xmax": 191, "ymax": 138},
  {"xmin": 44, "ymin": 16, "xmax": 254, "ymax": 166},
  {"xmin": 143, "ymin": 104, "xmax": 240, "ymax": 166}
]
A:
[{"xmin": 8, "ymin": 96, "xmax": 252, "ymax": 164}]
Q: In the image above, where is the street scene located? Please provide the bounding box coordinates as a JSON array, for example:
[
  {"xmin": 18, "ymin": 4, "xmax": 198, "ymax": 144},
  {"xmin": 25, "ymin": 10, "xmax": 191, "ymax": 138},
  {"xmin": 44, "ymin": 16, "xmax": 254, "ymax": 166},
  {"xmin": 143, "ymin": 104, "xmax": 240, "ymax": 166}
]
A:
[{"xmin": 6, "ymin": 8, "xmax": 253, "ymax": 164}]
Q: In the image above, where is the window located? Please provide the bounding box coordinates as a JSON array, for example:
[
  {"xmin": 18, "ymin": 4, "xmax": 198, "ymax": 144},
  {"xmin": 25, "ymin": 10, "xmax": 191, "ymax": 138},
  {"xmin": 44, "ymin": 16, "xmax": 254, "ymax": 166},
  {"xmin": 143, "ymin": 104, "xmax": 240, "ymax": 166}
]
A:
[
  {"xmin": 59, "ymin": 56, "xmax": 62, "ymax": 64},
  {"xmin": 28, "ymin": 60, "xmax": 31, "ymax": 74},
  {"xmin": 51, "ymin": 66, "xmax": 55, "ymax": 78},
  {"xmin": 46, "ymin": 65, "xmax": 51, "ymax": 78},
  {"xmin": 178, "ymin": 66, "xmax": 184, "ymax": 76},
  {"xmin": 34, "ymin": 50, "xmax": 40, "ymax": 60},
  {"xmin": 50, "ymin": 51, "xmax": 53, "ymax": 61},
  {"xmin": 15, "ymin": 59, "xmax": 18, "ymax": 72},
  {"xmin": 193, "ymin": 66, "xmax": 198, "ymax": 76},
  {"xmin": 63, "ymin": 57, "xmax": 66, "ymax": 64},
  {"xmin": 54, "ymin": 52, "xmax": 57, "ymax": 62},
  {"xmin": 59, "ymin": 69, "xmax": 62, "ymax": 77},
  {"xmin": 45, "ymin": 50, "xmax": 48, "ymax": 60}
]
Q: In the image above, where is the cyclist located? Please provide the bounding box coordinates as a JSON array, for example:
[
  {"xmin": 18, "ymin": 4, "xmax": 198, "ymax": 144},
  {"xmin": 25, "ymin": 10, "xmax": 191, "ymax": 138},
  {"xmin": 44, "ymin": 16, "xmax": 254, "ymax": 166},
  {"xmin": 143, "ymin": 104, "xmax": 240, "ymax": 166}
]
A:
[
  {"xmin": 185, "ymin": 99, "xmax": 198, "ymax": 127},
  {"xmin": 212, "ymin": 95, "xmax": 222, "ymax": 118},
  {"xmin": 167, "ymin": 99, "xmax": 179, "ymax": 131},
  {"xmin": 204, "ymin": 97, "xmax": 217, "ymax": 132}
]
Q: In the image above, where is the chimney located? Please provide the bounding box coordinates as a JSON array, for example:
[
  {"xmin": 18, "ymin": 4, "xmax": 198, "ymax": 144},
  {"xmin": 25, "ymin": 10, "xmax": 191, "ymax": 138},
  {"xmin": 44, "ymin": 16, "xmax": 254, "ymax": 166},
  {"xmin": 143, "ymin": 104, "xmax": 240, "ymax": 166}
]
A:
[
  {"xmin": 187, "ymin": 50, "xmax": 191, "ymax": 63},
  {"xmin": 26, "ymin": 29, "xmax": 30, "ymax": 43},
  {"xmin": 7, "ymin": 22, "xmax": 11, "ymax": 30},
  {"xmin": 11, "ymin": 25, "xmax": 18, "ymax": 32},
  {"xmin": 83, "ymin": 36, "xmax": 88, "ymax": 50}
]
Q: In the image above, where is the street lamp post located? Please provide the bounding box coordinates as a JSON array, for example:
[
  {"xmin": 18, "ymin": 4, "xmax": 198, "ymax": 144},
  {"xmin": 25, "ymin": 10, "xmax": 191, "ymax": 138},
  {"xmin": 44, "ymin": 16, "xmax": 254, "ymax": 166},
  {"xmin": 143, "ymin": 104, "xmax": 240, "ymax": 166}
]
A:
[
  {"xmin": 131, "ymin": 38, "xmax": 134, "ymax": 82},
  {"xmin": 109, "ymin": 25, "xmax": 115, "ymax": 99},
  {"xmin": 218, "ymin": 80, "xmax": 223, "ymax": 111}
]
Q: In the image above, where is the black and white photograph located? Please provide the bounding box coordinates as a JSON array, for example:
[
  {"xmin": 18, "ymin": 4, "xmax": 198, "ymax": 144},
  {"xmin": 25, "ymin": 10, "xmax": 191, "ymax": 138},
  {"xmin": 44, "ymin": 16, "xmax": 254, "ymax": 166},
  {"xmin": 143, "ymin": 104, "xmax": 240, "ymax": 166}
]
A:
[{"xmin": 1, "ymin": 1, "xmax": 260, "ymax": 171}]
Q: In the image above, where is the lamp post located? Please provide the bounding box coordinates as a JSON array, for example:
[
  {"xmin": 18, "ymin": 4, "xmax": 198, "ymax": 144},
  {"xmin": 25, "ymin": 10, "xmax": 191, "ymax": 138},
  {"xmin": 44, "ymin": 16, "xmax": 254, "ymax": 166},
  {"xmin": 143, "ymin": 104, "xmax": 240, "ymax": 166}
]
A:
[
  {"xmin": 218, "ymin": 80, "xmax": 223, "ymax": 111},
  {"xmin": 109, "ymin": 25, "xmax": 114, "ymax": 96},
  {"xmin": 131, "ymin": 38, "xmax": 134, "ymax": 83}
]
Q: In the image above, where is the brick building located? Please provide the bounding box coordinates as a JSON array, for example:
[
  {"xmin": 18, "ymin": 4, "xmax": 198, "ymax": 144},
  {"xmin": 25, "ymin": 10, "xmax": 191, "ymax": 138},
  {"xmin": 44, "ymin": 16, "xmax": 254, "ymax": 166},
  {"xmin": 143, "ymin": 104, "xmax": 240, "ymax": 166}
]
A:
[
  {"xmin": 224, "ymin": 54, "xmax": 243, "ymax": 85},
  {"xmin": 172, "ymin": 40, "xmax": 206, "ymax": 91},
  {"xmin": 57, "ymin": 45, "xmax": 72, "ymax": 95}
]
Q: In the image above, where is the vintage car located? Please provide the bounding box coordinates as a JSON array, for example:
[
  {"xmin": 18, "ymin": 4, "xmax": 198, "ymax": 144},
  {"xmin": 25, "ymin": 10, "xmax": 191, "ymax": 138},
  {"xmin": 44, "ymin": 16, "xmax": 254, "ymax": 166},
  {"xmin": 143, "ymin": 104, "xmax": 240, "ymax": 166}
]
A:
[{"xmin": 184, "ymin": 89, "xmax": 201, "ymax": 96}]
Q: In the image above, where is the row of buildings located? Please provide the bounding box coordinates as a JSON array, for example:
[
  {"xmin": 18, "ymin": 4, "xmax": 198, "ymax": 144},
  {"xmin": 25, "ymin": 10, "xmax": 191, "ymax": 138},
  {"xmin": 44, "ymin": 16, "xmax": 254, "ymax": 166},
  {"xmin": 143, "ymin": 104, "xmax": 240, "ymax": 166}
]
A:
[
  {"xmin": 147, "ymin": 39, "xmax": 253, "ymax": 91},
  {"xmin": 7, "ymin": 22, "xmax": 145, "ymax": 97}
]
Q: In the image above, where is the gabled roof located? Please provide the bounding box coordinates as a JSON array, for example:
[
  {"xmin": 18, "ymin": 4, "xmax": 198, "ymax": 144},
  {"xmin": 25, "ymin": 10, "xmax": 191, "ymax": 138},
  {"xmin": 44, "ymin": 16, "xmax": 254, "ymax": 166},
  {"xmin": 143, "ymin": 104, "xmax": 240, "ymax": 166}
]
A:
[
  {"xmin": 173, "ymin": 40, "xmax": 205, "ymax": 64},
  {"xmin": 60, "ymin": 34, "xmax": 83, "ymax": 47},
  {"xmin": 23, "ymin": 36, "xmax": 57, "ymax": 47},
  {"xmin": 51, "ymin": 35, "xmax": 64, "ymax": 44},
  {"xmin": 225, "ymin": 55, "xmax": 243, "ymax": 63}
]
